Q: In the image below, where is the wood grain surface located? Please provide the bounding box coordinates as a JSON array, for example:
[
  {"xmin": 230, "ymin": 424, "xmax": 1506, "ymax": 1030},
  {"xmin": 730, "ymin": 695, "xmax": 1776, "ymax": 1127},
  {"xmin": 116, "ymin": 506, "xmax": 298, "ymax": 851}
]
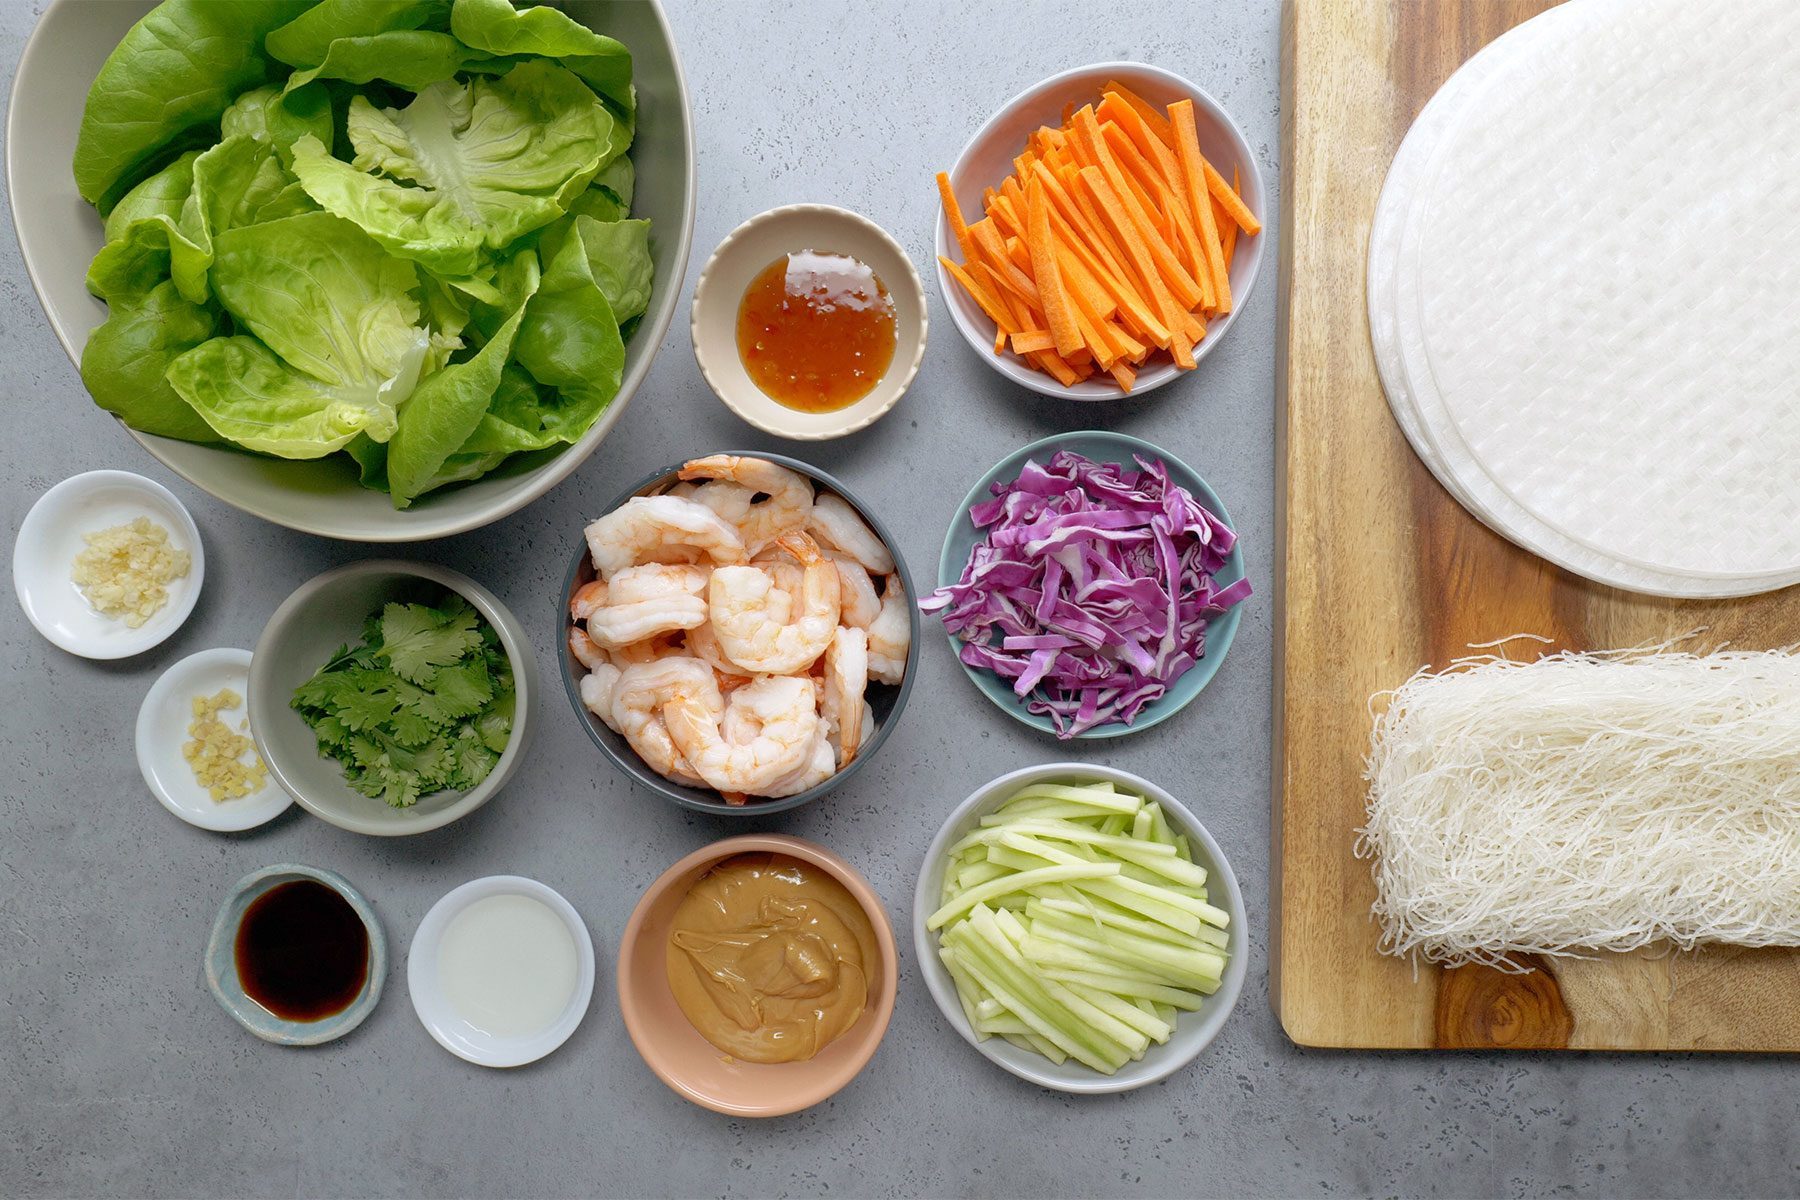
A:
[{"xmin": 1273, "ymin": 0, "xmax": 1800, "ymax": 1051}]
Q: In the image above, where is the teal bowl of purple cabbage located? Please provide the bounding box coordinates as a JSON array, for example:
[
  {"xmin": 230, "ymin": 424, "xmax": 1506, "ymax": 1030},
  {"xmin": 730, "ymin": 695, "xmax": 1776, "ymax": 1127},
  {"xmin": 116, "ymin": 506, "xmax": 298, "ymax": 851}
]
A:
[{"xmin": 925, "ymin": 431, "xmax": 1249, "ymax": 740}]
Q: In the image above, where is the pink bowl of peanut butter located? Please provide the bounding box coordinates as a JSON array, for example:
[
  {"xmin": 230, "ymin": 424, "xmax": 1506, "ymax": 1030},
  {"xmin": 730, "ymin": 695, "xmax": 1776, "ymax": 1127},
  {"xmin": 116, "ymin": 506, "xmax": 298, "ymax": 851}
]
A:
[{"xmin": 617, "ymin": 834, "xmax": 898, "ymax": 1116}]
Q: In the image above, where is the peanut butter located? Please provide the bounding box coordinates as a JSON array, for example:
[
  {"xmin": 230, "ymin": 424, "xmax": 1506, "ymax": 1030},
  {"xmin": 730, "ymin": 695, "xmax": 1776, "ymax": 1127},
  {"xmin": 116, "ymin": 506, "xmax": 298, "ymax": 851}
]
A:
[{"xmin": 666, "ymin": 852, "xmax": 879, "ymax": 1063}]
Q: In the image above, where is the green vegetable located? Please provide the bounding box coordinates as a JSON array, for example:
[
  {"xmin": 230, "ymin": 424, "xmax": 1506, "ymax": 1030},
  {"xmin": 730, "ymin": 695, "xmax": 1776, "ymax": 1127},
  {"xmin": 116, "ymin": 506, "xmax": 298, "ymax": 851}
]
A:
[
  {"xmin": 289, "ymin": 62, "xmax": 618, "ymax": 277},
  {"xmin": 73, "ymin": 0, "xmax": 649, "ymax": 508},
  {"xmin": 291, "ymin": 592, "xmax": 514, "ymax": 808},
  {"xmin": 930, "ymin": 779, "xmax": 1232, "ymax": 1075},
  {"xmin": 72, "ymin": 0, "xmax": 313, "ymax": 213}
]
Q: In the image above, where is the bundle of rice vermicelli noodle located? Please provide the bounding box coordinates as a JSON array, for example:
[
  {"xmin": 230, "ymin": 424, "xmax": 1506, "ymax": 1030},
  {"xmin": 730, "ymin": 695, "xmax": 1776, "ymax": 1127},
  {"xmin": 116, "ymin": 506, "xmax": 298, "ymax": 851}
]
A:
[{"xmin": 1357, "ymin": 641, "xmax": 1800, "ymax": 971}]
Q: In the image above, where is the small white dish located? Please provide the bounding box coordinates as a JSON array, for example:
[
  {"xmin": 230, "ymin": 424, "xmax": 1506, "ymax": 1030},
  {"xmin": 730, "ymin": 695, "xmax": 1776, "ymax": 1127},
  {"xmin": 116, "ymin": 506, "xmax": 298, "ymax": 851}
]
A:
[
  {"xmin": 407, "ymin": 876, "xmax": 596, "ymax": 1068},
  {"xmin": 136, "ymin": 648, "xmax": 292, "ymax": 833},
  {"xmin": 691, "ymin": 204, "xmax": 927, "ymax": 440},
  {"xmin": 14, "ymin": 470, "xmax": 203, "ymax": 659}
]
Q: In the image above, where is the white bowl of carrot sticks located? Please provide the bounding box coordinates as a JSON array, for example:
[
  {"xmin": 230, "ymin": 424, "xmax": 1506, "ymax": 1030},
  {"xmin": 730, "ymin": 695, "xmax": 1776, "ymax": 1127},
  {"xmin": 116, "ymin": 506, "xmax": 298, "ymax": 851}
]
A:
[{"xmin": 934, "ymin": 63, "xmax": 1264, "ymax": 399}]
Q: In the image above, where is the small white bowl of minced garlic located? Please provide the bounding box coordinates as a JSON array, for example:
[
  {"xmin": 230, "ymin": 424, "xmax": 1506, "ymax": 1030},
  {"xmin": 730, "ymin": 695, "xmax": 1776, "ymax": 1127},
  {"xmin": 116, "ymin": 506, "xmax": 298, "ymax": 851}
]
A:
[
  {"xmin": 14, "ymin": 470, "xmax": 203, "ymax": 659},
  {"xmin": 137, "ymin": 648, "xmax": 292, "ymax": 833}
]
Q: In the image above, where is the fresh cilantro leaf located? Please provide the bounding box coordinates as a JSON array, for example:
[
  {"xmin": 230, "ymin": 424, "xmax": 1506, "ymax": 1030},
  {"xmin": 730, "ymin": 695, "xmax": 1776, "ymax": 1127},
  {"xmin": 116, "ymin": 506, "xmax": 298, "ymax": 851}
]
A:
[
  {"xmin": 412, "ymin": 657, "xmax": 492, "ymax": 724},
  {"xmin": 448, "ymin": 725, "xmax": 500, "ymax": 789},
  {"xmin": 378, "ymin": 601, "xmax": 482, "ymax": 684}
]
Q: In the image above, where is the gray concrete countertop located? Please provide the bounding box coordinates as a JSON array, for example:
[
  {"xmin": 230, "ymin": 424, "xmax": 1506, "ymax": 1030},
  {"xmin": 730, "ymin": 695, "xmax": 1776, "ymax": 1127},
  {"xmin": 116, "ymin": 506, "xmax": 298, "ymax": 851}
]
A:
[{"xmin": 2, "ymin": 3, "xmax": 1790, "ymax": 1197}]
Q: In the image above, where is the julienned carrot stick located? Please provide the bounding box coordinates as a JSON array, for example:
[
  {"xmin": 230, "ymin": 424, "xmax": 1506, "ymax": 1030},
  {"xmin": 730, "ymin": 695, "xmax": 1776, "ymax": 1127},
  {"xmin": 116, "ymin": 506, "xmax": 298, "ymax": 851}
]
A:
[
  {"xmin": 1204, "ymin": 158, "xmax": 1260, "ymax": 235},
  {"xmin": 1100, "ymin": 80, "xmax": 1174, "ymax": 146},
  {"xmin": 1027, "ymin": 179, "xmax": 1083, "ymax": 359},
  {"xmin": 937, "ymin": 172, "xmax": 977, "ymax": 262},
  {"xmin": 933, "ymin": 81, "xmax": 1260, "ymax": 390},
  {"xmin": 1168, "ymin": 99, "xmax": 1232, "ymax": 315}
]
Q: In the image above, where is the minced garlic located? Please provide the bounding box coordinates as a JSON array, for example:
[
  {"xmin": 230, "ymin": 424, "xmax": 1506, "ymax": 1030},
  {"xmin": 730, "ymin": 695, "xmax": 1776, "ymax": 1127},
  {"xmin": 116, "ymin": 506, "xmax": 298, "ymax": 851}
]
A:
[
  {"xmin": 184, "ymin": 689, "xmax": 267, "ymax": 802},
  {"xmin": 70, "ymin": 516, "xmax": 190, "ymax": 628}
]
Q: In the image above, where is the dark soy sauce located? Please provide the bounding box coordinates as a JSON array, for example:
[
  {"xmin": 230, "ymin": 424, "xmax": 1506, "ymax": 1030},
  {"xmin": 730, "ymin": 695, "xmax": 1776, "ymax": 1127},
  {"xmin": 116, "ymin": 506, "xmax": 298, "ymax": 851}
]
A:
[{"xmin": 234, "ymin": 879, "xmax": 369, "ymax": 1022}]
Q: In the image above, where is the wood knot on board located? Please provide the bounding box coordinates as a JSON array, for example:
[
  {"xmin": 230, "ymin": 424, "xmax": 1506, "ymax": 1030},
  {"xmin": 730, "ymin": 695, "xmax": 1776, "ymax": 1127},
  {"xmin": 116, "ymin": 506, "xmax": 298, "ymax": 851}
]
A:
[{"xmin": 1435, "ymin": 959, "xmax": 1574, "ymax": 1049}]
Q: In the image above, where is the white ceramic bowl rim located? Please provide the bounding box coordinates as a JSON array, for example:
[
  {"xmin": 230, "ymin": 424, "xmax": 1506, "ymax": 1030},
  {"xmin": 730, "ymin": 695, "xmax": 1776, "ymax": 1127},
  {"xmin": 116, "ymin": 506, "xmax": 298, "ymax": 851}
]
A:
[
  {"xmin": 407, "ymin": 874, "xmax": 597, "ymax": 1069},
  {"xmin": 13, "ymin": 469, "xmax": 204, "ymax": 659},
  {"xmin": 691, "ymin": 202, "xmax": 928, "ymax": 440},
  {"xmin": 136, "ymin": 646, "xmax": 294, "ymax": 833},
  {"xmin": 934, "ymin": 61, "xmax": 1266, "ymax": 402},
  {"xmin": 911, "ymin": 762, "xmax": 1250, "ymax": 1094}
]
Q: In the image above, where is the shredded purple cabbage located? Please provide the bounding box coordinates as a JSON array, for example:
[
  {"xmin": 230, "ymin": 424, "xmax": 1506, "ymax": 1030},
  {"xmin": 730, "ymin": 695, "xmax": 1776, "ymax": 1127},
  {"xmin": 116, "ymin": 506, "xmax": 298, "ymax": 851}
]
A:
[{"xmin": 921, "ymin": 450, "xmax": 1251, "ymax": 737}]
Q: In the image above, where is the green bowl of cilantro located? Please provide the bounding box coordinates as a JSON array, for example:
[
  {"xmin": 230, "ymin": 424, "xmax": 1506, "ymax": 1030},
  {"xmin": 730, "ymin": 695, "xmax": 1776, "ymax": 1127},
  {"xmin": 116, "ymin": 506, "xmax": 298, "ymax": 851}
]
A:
[{"xmin": 249, "ymin": 561, "xmax": 538, "ymax": 836}]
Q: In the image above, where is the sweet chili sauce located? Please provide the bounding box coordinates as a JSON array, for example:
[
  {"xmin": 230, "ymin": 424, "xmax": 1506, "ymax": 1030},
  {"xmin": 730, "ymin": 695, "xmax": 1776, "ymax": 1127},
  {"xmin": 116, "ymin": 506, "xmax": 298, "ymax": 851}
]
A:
[{"xmin": 735, "ymin": 250, "xmax": 897, "ymax": 412}]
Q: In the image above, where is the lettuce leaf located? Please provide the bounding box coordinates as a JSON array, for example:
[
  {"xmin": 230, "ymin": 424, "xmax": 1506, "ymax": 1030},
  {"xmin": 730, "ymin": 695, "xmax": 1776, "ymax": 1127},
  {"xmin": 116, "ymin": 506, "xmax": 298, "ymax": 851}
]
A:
[
  {"xmin": 289, "ymin": 61, "xmax": 618, "ymax": 277},
  {"xmin": 167, "ymin": 212, "xmax": 433, "ymax": 457},
  {"xmin": 449, "ymin": 0, "xmax": 634, "ymax": 118},
  {"xmin": 79, "ymin": 280, "xmax": 222, "ymax": 443},
  {"xmin": 387, "ymin": 253, "xmax": 540, "ymax": 507},
  {"xmin": 221, "ymin": 83, "xmax": 336, "ymax": 157},
  {"xmin": 264, "ymin": 0, "xmax": 453, "ymax": 69},
  {"xmin": 73, "ymin": 0, "xmax": 315, "ymax": 213},
  {"xmin": 283, "ymin": 31, "xmax": 504, "ymax": 94}
]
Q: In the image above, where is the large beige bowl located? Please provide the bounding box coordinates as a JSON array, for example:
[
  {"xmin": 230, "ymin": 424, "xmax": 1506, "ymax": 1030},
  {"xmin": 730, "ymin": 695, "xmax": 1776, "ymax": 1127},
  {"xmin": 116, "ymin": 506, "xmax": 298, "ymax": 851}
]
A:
[
  {"xmin": 5, "ymin": 0, "xmax": 695, "ymax": 541},
  {"xmin": 618, "ymin": 835, "xmax": 898, "ymax": 1117}
]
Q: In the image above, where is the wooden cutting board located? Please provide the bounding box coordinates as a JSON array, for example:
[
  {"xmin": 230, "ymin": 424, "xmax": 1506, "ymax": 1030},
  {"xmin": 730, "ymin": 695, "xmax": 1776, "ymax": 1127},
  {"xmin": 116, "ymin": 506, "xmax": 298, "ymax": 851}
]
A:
[{"xmin": 1273, "ymin": 0, "xmax": 1800, "ymax": 1051}]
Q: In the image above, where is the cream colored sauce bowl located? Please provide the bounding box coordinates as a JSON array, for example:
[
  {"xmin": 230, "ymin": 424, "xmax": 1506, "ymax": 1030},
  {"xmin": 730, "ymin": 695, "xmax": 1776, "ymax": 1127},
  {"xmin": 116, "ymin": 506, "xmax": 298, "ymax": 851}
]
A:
[{"xmin": 690, "ymin": 204, "xmax": 926, "ymax": 440}]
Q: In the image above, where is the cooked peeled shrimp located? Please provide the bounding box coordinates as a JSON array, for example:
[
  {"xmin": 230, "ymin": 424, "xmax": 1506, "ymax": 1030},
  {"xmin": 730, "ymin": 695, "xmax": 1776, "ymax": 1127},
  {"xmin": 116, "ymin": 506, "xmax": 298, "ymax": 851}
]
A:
[
  {"xmin": 763, "ymin": 727, "xmax": 837, "ymax": 798},
  {"xmin": 679, "ymin": 455, "xmax": 814, "ymax": 556},
  {"xmin": 570, "ymin": 579, "xmax": 609, "ymax": 622},
  {"xmin": 686, "ymin": 619, "xmax": 751, "ymax": 677},
  {"xmin": 607, "ymin": 563, "xmax": 709, "ymax": 605},
  {"xmin": 708, "ymin": 532, "xmax": 841, "ymax": 675},
  {"xmin": 669, "ymin": 478, "xmax": 756, "ymax": 525},
  {"xmin": 584, "ymin": 495, "xmax": 745, "ymax": 580},
  {"xmin": 828, "ymin": 551, "xmax": 882, "ymax": 629},
  {"xmin": 569, "ymin": 626, "xmax": 608, "ymax": 671},
  {"xmin": 821, "ymin": 626, "xmax": 868, "ymax": 768},
  {"xmin": 578, "ymin": 663, "xmax": 624, "ymax": 733},
  {"xmin": 585, "ymin": 596, "xmax": 707, "ymax": 649},
  {"xmin": 609, "ymin": 657, "xmax": 720, "ymax": 787},
  {"xmin": 808, "ymin": 492, "xmax": 894, "ymax": 575},
  {"xmin": 662, "ymin": 673, "xmax": 819, "ymax": 794},
  {"xmin": 867, "ymin": 573, "xmax": 909, "ymax": 684}
]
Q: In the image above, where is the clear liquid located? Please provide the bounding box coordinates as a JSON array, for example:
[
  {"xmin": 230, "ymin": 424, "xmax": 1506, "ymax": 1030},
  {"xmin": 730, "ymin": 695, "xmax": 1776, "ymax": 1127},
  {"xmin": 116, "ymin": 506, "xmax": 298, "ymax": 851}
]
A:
[{"xmin": 437, "ymin": 894, "xmax": 578, "ymax": 1039}]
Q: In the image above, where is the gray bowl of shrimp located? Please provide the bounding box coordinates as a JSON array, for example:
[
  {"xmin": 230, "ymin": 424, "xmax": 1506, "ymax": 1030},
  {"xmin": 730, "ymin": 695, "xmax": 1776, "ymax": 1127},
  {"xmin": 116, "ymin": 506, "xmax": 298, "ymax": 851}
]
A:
[{"xmin": 559, "ymin": 451, "xmax": 920, "ymax": 816}]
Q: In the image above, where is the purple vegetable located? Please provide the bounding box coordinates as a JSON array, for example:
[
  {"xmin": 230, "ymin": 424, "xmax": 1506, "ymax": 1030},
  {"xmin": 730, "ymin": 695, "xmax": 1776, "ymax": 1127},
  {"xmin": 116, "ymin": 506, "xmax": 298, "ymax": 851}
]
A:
[{"xmin": 921, "ymin": 450, "xmax": 1251, "ymax": 738}]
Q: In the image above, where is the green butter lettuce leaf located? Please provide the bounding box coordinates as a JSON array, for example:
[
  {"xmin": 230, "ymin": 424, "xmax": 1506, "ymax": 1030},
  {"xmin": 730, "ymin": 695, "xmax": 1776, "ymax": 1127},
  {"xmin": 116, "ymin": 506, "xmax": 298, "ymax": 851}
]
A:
[
  {"xmin": 87, "ymin": 136, "xmax": 313, "ymax": 305},
  {"xmin": 79, "ymin": 280, "xmax": 221, "ymax": 443},
  {"xmin": 167, "ymin": 211, "xmax": 434, "ymax": 457},
  {"xmin": 386, "ymin": 254, "xmax": 540, "ymax": 507},
  {"xmin": 210, "ymin": 211, "xmax": 427, "ymax": 390},
  {"xmin": 456, "ymin": 220, "xmax": 623, "ymax": 455},
  {"xmin": 449, "ymin": 0, "xmax": 634, "ymax": 119},
  {"xmin": 288, "ymin": 61, "xmax": 618, "ymax": 277},
  {"xmin": 592, "ymin": 155, "xmax": 634, "ymax": 211},
  {"xmin": 166, "ymin": 333, "xmax": 427, "ymax": 457},
  {"xmin": 283, "ymin": 31, "xmax": 501, "ymax": 94},
  {"xmin": 103, "ymin": 153, "xmax": 199, "ymax": 244},
  {"xmin": 221, "ymin": 83, "xmax": 336, "ymax": 157},
  {"xmin": 538, "ymin": 214, "xmax": 652, "ymax": 323},
  {"xmin": 73, "ymin": 0, "xmax": 315, "ymax": 213},
  {"xmin": 264, "ymin": 0, "xmax": 452, "ymax": 69}
]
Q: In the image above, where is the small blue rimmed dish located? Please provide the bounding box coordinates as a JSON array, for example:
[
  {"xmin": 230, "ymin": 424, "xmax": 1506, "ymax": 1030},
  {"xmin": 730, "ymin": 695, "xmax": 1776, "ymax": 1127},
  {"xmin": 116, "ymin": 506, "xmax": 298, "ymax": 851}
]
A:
[
  {"xmin": 560, "ymin": 451, "xmax": 921, "ymax": 816},
  {"xmin": 204, "ymin": 864, "xmax": 386, "ymax": 1046},
  {"xmin": 933, "ymin": 430, "xmax": 1246, "ymax": 740}
]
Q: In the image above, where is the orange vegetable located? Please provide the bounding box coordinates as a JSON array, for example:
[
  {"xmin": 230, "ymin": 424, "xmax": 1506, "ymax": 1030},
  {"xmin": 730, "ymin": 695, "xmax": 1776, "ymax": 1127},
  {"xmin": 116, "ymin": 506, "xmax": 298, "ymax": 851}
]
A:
[{"xmin": 934, "ymin": 82, "xmax": 1260, "ymax": 390}]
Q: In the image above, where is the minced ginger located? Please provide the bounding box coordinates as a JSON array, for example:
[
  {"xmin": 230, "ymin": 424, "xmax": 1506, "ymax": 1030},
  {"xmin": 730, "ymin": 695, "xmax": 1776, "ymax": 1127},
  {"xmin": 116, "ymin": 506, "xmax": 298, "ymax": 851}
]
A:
[
  {"xmin": 71, "ymin": 516, "xmax": 190, "ymax": 628},
  {"xmin": 184, "ymin": 689, "xmax": 267, "ymax": 802}
]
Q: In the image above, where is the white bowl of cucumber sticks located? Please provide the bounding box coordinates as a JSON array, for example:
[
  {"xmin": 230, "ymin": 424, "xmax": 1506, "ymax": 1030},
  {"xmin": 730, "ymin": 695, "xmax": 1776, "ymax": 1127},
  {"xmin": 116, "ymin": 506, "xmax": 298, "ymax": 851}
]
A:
[{"xmin": 913, "ymin": 763, "xmax": 1247, "ymax": 1094}]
